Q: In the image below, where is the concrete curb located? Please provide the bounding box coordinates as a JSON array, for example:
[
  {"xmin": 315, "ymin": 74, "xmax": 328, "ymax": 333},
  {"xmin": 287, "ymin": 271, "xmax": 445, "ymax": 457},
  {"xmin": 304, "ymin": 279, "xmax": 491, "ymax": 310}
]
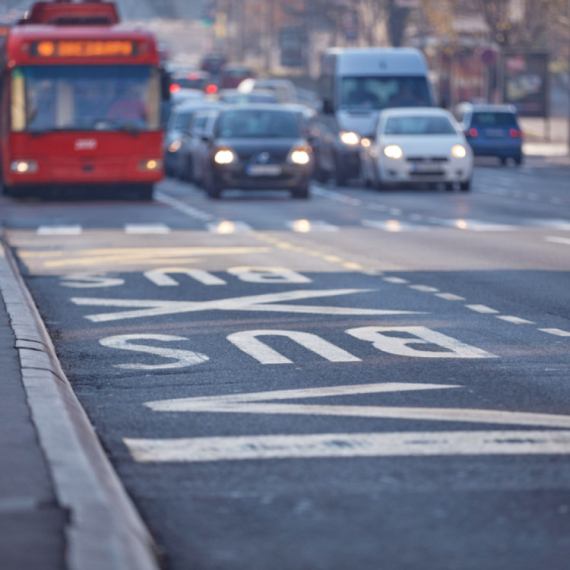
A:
[{"xmin": 0, "ymin": 237, "xmax": 161, "ymax": 570}]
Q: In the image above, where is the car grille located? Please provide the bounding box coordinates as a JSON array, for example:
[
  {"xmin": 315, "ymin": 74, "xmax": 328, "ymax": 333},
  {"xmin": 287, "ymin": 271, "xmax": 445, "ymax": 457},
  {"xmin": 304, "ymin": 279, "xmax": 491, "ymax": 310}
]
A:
[{"xmin": 406, "ymin": 157, "xmax": 448, "ymax": 163}]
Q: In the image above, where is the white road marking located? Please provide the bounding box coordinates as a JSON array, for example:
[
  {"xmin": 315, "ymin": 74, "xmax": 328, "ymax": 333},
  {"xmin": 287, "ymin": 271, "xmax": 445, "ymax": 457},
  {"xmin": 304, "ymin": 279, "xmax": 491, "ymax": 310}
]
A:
[
  {"xmin": 60, "ymin": 274, "xmax": 125, "ymax": 288},
  {"xmin": 540, "ymin": 328, "xmax": 570, "ymax": 337},
  {"xmin": 436, "ymin": 293, "xmax": 465, "ymax": 301},
  {"xmin": 155, "ymin": 191, "xmax": 215, "ymax": 221},
  {"xmin": 409, "ymin": 285, "xmax": 439, "ymax": 293},
  {"xmin": 287, "ymin": 220, "xmax": 339, "ymax": 232},
  {"xmin": 227, "ymin": 267, "xmax": 312, "ymax": 284},
  {"xmin": 144, "ymin": 268, "xmax": 227, "ymax": 286},
  {"xmin": 528, "ymin": 220, "xmax": 570, "ymax": 231},
  {"xmin": 124, "ymin": 224, "xmax": 170, "ymax": 234},
  {"xmin": 346, "ymin": 326, "xmax": 496, "ymax": 359},
  {"xmin": 125, "ymin": 430, "xmax": 570, "ymax": 463},
  {"xmin": 435, "ymin": 219, "xmax": 515, "ymax": 232},
  {"xmin": 383, "ymin": 277, "xmax": 409, "ymax": 284},
  {"xmin": 466, "ymin": 304, "xmax": 499, "ymax": 314},
  {"xmin": 100, "ymin": 334, "xmax": 209, "ymax": 370},
  {"xmin": 144, "ymin": 383, "xmax": 570, "ymax": 429},
  {"xmin": 227, "ymin": 330, "xmax": 361, "ymax": 364},
  {"xmin": 207, "ymin": 221, "xmax": 252, "ymax": 234},
  {"xmin": 37, "ymin": 225, "xmax": 82, "ymax": 236},
  {"xmin": 496, "ymin": 316, "xmax": 535, "ymax": 325},
  {"xmin": 546, "ymin": 236, "xmax": 570, "ymax": 246},
  {"xmin": 363, "ymin": 220, "xmax": 427, "ymax": 232},
  {"xmin": 72, "ymin": 289, "xmax": 423, "ymax": 323}
]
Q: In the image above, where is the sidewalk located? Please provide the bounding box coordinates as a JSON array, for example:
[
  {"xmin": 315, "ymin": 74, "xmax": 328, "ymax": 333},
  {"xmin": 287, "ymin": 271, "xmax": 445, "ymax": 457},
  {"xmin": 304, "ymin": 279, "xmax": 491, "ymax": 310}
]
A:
[
  {"xmin": 520, "ymin": 117, "xmax": 570, "ymax": 159},
  {"xmin": 0, "ymin": 238, "xmax": 160, "ymax": 570},
  {"xmin": 0, "ymin": 283, "xmax": 66, "ymax": 570}
]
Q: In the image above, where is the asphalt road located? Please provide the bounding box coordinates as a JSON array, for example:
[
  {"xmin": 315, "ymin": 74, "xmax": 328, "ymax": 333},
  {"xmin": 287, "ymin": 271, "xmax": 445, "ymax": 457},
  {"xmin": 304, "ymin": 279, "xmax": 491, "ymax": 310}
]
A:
[{"xmin": 2, "ymin": 161, "xmax": 570, "ymax": 570}]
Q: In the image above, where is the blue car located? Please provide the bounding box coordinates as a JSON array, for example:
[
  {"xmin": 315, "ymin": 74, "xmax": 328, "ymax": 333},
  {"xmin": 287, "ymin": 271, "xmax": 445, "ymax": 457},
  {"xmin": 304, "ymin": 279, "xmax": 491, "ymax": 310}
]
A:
[{"xmin": 457, "ymin": 104, "xmax": 523, "ymax": 165}]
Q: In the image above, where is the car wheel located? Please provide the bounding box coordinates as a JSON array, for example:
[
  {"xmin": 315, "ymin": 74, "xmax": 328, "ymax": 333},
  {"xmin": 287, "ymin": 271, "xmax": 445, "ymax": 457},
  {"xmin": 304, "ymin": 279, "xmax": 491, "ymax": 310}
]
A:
[
  {"xmin": 460, "ymin": 180, "xmax": 472, "ymax": 192},
  {"xmin": 291, "ymin": 185, "xmax": 310, "ymax": 199},
  {"xmin": 515, "ymin": 155, "xmax": 524, "ymax": 166},
  {"xmin": 500, "ymin": 157, "xmax": 508, "ymax": 166}
]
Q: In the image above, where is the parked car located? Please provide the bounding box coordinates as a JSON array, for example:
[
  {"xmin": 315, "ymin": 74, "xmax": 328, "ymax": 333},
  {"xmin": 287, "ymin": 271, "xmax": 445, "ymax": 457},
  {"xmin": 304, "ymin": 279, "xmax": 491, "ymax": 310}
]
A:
[
  {"xmin": 200, "ymin": 105, "xmax": 314, "ymax": 199},
  {"xmin": 220, "ymin": 64, "xmax": 256, "ymax": 89},
  {"xmin": 456, "ymin": 103, "xmax": 523, "ymax": 165},
  {"xmin": 361, "ymin": 107, "xmax": 473, "ymax": 191}
]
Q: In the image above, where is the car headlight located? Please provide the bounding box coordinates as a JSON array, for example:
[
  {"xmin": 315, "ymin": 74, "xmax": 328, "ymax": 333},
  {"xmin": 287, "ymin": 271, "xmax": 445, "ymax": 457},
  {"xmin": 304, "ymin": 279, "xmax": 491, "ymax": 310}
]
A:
[
  {"xmin": 214, "ymin": 149, "xmax": 236, "ymax": 165},
  {"xmin": 11, "ymin": 160, "xmax": 38, "ymax": 174},
  {"xmin": 138, "ymin": 159, "xmax": 163, "ymax": 171},
  {"xmin": 340, "ymin": 131, "xmax": 360, "ymax": 146},
  {"xmin": 451, "ymin": 144, "xmax": 467, "ymax": 158},
  {"xmin": 289, "ymin": 147, "xmax": 311, "ymax": 165},
  {"xmin": 383, "ymin": 145, "xmax": 403, "ymax": 159},
  {"xmin": 168, "ymin": 140, "xmax": 181, "ymax": 153},
  {"xmin": 361, "ymin": 138, "xmax": 372, "ymax": 148}
]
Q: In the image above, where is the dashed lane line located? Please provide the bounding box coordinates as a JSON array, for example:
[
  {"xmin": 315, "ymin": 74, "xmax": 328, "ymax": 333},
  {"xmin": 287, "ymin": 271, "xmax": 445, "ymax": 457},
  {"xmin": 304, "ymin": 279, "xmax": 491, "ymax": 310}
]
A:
[
  {"xmin": 409, "ymin": 285, "xmax": 439, "ymax": 293},
  {"xmin": 466, "ymin": 305, "xmax": 500, "ymax": 314},
  {"xmin": 540, "ymin": 329, "xmax": 570, "ymax": 337},
  {"xmin": 436, "ymin": 293, "xmax": 465, "ymax": 301},
  {"xmin": 37, "ymin": 225, "xmax": 82, "ymax": 236},
  {"xmin": 497, "ymin": 316, "xmax": 535, "ymax": 325},
  {"xmin": 124, "ymin": 224, "xmax": 171, "ymax": 235}
]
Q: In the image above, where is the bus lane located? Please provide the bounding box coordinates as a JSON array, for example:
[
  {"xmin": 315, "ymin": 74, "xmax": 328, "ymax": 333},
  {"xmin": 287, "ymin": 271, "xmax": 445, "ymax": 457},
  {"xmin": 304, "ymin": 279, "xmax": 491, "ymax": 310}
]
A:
[{"xmin": 7, "ymin": 225, "xmax": 570, "ymax": 570}]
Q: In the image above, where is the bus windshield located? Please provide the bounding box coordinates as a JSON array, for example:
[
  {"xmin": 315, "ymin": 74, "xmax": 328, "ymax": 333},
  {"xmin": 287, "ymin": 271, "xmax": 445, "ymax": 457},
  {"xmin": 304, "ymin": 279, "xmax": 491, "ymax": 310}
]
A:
[
  {"xmin": 340, "ymin": 76, "xmax": 431, "ymax": 110},
  {"xmin": 12, "ymin": 65, "xmax": 160, "ymax": 133}
]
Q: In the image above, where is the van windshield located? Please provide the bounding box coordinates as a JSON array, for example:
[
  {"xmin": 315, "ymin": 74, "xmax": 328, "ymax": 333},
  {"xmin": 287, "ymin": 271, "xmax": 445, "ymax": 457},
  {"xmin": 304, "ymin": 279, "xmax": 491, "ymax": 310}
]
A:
[{"xmin": 340, "ymin": 76, "xmax": 431, "ymax": 110}]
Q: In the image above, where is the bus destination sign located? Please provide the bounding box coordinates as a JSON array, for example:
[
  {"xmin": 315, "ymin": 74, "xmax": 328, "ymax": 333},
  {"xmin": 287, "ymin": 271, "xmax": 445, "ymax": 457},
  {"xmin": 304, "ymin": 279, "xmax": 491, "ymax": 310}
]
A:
[{"xmin": 31, "ymin": 40, "xmax": 137, "ymax": 58}]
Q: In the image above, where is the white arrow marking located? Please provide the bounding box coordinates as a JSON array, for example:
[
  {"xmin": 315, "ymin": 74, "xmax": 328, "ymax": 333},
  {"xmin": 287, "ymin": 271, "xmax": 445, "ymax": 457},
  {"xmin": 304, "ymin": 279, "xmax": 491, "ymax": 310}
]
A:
[
  {"xmin": 145, "ymin": 383, "xmax": 570, "ymax": 429},
  {"xmin": 72, "ymin": 289, "xmax": 422, "ymax": 323},
  {"xmin": 125, "ymin": 430, "xmax": 570, "ymax": 463}
]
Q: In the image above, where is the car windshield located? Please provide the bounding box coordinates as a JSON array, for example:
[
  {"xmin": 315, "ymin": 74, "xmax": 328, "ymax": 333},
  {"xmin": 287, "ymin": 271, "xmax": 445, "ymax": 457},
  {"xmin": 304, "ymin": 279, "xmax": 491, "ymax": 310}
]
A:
[
  {"xmin": 12, "ymin": 65, "xmax": 160, "ymax": 133},
  {"xmin": 384, "ymin": 115, "xmax": 456, "ymax": 135},
  {"xmin": 471, "ymin": 112, "xmax": 518, "ymax": 126},
  {"xmin": 171, "ymin": 111, "xmax": 193, "ymax": 131},
  {"xmin": 217, "ymin": 109, "xmax": 301, "ymax": 139},
  {"xmin": 340, "ymin": 76, "xmax": 431, "ymax": 110}
]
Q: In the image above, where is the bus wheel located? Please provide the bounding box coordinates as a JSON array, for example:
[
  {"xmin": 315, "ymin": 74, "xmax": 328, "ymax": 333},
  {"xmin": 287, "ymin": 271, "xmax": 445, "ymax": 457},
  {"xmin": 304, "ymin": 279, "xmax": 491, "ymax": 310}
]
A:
[{"xmin": 137, "ymin": 184, "xmax": 155, "ymax": 201}]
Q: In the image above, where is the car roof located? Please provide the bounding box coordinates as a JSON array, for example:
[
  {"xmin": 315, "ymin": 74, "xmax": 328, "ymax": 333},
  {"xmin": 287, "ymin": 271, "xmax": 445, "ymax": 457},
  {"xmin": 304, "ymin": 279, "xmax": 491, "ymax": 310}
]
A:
[
  {"xmin": 380, "ymin": 107, "xmax": 453, "ymax": 118},
  {"xmin": 462, "ymin": 103, "xmax": 518, "ymax": 114},
  {"xmin": 175, "ymin": 100, "xmax": 220, "ymax": 112},
  {"xmin": 220, "ymin": 104, "xmax": 296, "ymax": 112}
]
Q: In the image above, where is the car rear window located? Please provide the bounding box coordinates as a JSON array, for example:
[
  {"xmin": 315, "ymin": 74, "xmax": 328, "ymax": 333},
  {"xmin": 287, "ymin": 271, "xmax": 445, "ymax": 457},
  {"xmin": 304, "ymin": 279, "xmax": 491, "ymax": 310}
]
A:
[
  {"xmin": 471, "ymin": 112, "xmax": 518, "ymax": 126},
  {"xmin": 384, "ymin": 116, "xmax": 456, "ymax": 135}
]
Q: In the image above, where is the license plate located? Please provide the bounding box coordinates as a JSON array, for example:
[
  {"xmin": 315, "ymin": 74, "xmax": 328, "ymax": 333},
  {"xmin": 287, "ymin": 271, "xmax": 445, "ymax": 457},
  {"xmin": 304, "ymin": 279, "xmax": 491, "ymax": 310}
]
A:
[
  {"xmin": 411, "ymin": 163, "xmax": 443, "ymax": 173},
  {"xmin": 247, "ymin": 164, "xmax": 282, "ymax": 176},
  {"xmin": 485, "ymin": 129, "xmax": 505, "ymax": 138}
]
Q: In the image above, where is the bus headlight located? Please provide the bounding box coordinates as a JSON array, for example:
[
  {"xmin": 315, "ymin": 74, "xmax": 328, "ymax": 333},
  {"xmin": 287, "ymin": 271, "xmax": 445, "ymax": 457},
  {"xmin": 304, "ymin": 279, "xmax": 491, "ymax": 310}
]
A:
[
  {"xmin": 11, "ymin": 160, "xmax": 38, "ymax": 174},
  {"xmin": 383, "ymin": 145, "xmax": 403, "ymax": 159},
  {"xmin": 340, "ymin": 131, "xmax": 360, "ymax": 146},
  {"xmin": 138, "ymin": 159, "xmax": 163, "ymax": 171},
  {"xmin": 289, "ymin": 147, "xmax": 311, "ymax": 165},
  {"xmin": 168, "ymin": 140, "xmax": 181, "ymax": 153},
  {"xmin": 214, "ymin": 149, "xmax": 236, "ymax": 165},
  {"xmin": 451, "ymin": 144, "xmax": 467, "ymax": 158}
]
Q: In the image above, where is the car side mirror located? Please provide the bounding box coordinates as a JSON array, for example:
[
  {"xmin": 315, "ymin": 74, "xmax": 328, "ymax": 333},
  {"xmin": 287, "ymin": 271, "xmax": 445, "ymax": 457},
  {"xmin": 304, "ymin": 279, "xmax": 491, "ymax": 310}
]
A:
[{"xmin": 322, "ymin": 99, "xmax": 334, "ymax": 115}]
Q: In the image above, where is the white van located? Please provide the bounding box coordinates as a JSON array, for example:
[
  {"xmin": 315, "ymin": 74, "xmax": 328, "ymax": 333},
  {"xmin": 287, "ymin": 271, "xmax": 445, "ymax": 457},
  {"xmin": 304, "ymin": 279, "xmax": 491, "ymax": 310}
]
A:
[{"xmin": 319, "ymin": 48, "xmax": 434, "ymax": 185}]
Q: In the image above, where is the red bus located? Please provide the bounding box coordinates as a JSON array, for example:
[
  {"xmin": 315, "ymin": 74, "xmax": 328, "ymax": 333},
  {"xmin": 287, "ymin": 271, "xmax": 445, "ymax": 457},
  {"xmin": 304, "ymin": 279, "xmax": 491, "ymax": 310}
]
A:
[{"xmin": 0, "ymin": 1, "xmax": 165, "ymax": 200}]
